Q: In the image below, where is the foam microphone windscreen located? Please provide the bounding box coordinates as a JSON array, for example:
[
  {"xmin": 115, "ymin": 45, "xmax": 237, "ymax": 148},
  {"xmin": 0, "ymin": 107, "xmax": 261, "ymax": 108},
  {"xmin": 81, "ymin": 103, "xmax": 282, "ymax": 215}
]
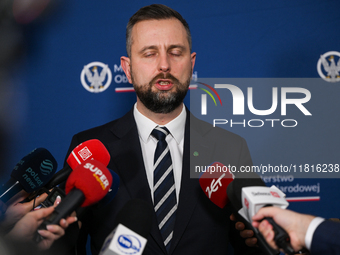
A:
[
  {"xmin": 199, "ymin": 162, "xmax": 233, "ymax": 208},
  {"xmin": 75, "ymin": 167, "xmax": 120, "ymax": 218},
  {"xmin": 98, "ymin": 168, "xmax": 120, "ymax": 207},
  {"xmin": 67, "ymin": 139, "xmax": 110, "ymax": 169},
  {"xmin": 10, "ymin": 148, "xmax": 58, "ymax": 193},
  {"xmin": 114, "ymin": 199, "xmax": 153, "ymax": 238},
  {"xmin": 65, "ymin": 160, "xmax": 113, "ymax": 207}
]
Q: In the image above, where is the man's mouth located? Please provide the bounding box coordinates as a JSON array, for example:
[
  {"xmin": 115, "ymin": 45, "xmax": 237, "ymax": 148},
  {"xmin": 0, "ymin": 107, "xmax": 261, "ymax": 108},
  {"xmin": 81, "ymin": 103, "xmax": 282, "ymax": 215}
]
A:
[{"xmin": 155, "ymin": 79, "xmax": 174, "ymax": 90}]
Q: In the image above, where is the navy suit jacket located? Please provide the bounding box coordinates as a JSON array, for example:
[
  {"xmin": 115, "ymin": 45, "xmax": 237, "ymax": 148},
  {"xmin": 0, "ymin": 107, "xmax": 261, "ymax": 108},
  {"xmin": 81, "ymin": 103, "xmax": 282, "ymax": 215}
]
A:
[
  {"xmin": 63, "ymin": 107, "xmax": 263, "ymax": 255},
  {"xmin": 310, "ymin": 220, "xmax": 340, "ymax": 255}
]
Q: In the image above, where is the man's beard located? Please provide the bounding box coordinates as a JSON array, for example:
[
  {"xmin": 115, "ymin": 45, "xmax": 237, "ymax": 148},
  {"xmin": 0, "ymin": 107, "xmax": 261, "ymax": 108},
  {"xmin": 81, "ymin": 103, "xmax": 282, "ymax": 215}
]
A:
[{"xmin": 132, "ymin": 72, "xmax": 191, "ymax": 114}]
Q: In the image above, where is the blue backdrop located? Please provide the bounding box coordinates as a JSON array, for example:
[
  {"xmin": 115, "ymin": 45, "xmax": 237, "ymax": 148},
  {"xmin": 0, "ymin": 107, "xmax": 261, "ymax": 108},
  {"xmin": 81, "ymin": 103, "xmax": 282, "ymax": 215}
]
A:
[{"xmin": 2, "ymin": 0, "xmax": 339, "ymax": 229}]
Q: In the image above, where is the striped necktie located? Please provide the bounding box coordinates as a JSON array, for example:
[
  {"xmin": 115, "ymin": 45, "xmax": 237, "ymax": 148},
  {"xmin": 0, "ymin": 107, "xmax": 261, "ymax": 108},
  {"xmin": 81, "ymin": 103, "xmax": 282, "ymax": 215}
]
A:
[{"xmin": 152, "ymin": 126, "xmax": 177, "ymax": 253}]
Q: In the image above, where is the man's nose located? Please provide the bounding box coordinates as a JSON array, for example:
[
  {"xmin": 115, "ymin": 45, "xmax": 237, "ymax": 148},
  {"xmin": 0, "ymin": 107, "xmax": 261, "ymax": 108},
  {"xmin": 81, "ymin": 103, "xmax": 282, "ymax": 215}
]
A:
[{"xmin": 158, "ymin": 53, "xmax": 170, "ymax": 73}]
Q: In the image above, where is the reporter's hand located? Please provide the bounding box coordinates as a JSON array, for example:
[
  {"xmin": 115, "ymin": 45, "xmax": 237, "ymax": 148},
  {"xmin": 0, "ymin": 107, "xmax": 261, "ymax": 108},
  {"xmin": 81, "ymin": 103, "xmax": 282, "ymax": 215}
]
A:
[
  {"xmin": 252, "ymin": 207, "xmax": 315, "ymax": 252},
  {"xmin": 0, "ymin": 191, "xmax": 48, "ymax": 231},
  {"xmin": 36, "ymin": 194, "xmax": 77, "ymax": 250},
  {"xmin": 230, "ymin": 213, "xmax": 258, "ymax": 247},
  {"xmin": 6, "ymin": 198, "xmax": 77, "ymax": 250},
  {"xmin": 36, "ymin": 212, "xmax": 77, "ymax": 250}
]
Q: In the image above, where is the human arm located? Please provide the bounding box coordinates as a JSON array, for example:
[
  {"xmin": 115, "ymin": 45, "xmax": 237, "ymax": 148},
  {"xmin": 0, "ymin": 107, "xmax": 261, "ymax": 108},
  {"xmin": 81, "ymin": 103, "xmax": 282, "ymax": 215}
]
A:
[
  {"xmin": 252, "ymin": 207, "xmax": 316, "ymax": 252},
  {"xmin": 6, "ymin": 196, "xmax": 77, "ymax": 250},
  {"xmin": 0, "ymin": 191, "xmax": 48, "ymax": 232}
]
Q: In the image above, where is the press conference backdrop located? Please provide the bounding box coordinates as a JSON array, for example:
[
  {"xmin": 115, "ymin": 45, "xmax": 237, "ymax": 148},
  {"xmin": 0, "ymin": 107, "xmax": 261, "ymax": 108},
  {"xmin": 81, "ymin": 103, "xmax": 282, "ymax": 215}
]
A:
[{"xmin": 1, "ymin": 0, "xmax": 339, "ymax": 225}]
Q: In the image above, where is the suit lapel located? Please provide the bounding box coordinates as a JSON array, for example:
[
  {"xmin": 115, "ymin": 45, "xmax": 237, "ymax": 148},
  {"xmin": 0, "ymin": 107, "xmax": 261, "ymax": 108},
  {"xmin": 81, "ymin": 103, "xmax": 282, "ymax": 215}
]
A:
[
  {"xmin": 106, "ymin": 109, "xmax": 217, "ymax": 254},
  {"xmin": 169, "ymin": 111, "xmax": 216, "ymax": 254},
  {"xmin": 106, "ymin": 109, "xmax": 167, "ymax": 253}
]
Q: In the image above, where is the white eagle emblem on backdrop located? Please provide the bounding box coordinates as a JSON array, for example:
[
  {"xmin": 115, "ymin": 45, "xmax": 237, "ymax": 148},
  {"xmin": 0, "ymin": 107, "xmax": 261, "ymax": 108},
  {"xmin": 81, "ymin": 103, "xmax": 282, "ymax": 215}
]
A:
[
  {"xmin": 80, "ymin": 61, "xmax": 112, "ymax": 93},
  {"xmin": 317, "ymin": 51, "xmax": 340, "ymax": 83}
]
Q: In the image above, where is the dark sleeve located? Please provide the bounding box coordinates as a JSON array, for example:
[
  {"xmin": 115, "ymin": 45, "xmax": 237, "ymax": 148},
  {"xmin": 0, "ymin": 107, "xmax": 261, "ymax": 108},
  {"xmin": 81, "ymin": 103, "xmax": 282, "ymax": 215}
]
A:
[{"xmin": 311, "ymin": 220, "xmax": 340, "ymax": 255}]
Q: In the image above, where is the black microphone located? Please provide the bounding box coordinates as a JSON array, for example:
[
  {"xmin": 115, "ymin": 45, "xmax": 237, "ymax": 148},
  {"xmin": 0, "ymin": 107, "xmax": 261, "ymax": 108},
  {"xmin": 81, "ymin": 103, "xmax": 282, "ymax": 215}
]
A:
[
  {"xmin": 0, "ymin": 148, "xmax": 57, "ymax": 203},
  {"xmin": 227, "ymin": 178, "xmax": 295, "ymax": 255},
  {"xmin": 99, "ymin": 199, "xmax": 153, "ymax": 255}
]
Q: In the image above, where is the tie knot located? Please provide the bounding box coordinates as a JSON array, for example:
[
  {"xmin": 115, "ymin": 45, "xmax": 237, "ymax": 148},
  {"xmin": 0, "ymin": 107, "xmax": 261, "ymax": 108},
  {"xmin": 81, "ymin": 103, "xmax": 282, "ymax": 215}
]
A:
[{"xmin": 151, "ymin": 126, "xmax": 169, "ymax": 141}]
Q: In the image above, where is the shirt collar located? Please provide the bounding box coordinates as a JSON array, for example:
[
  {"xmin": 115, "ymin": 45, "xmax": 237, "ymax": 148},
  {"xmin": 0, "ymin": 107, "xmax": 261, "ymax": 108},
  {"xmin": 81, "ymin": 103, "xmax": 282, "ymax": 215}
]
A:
[{"xmin": 133, "ymin": 103, "xmax": 186, "ymax": 144}]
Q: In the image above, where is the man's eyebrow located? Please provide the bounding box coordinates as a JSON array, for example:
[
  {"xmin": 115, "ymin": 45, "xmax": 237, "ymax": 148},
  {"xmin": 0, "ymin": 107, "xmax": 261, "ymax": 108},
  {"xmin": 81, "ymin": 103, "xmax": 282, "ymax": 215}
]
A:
[
  {"xmin": 168, "ymin": 45, "xmax": 187, "ymax": 52},
  {"xmin": 139, "ymin": 45, "xmax": 158, "ymax": 54},
  {"xmin": 138, "ymin": 44, "xmax": 187, "ymax": 54}
]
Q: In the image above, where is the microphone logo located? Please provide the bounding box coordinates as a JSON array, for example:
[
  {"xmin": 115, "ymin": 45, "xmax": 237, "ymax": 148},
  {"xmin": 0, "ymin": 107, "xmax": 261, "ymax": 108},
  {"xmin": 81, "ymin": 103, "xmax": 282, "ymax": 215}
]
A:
[
  {"xmin": 40, "ymin": 159, "xmax": 54, "ymax": 175},
  {"xmin": 83, "ymin": 162, "xmax": 110, "ymax": 190},
  {"xmin": 270, "ymin": 191, "xmax": 280, "ymax": 198},
  {"xmin": 205, "ymin": 173, "xmax": 225, "ymax": 198},
  {"xmin": 78, "ymin": 146, "xmax": 92, "ymax": 161},
  {"xmin": 244, "ymin": 198, "xmax": 249, "ymax": 209},
  {"xmin": 117, "ymin": 235, "xmax": 142, "ymax": 254}
]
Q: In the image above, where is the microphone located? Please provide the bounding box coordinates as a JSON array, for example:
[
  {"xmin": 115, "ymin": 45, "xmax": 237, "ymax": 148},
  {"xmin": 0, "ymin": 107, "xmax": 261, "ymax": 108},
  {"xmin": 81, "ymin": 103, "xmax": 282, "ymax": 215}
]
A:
[
  {"xmin": 99, "ymin": 199, "xmax": 153, "ymax": 255},
  {"xmin": 199, "ymin": 162, "xmax": 234, "ymax": 208},
  {"xmin": 25, "ymin": 139, "xmax": 111, "ymax": 202},
  {"xmin": 34, "ymin": 159, "xmax": 113, "ymax": 243},
  {"xmin": 0, "ymin": 148, "xmax": 57, "ymax": 203},
  {"xmin": 96, "ymin": 168, "xmax": 120, "ymax": 207},
  {"xmin": 75, "ymin": 167, "xmax": 120, "ymax": 218},
  {"xmin": 46, "ymin": 139, "xmax": 110, "ymax": 190},
  {"xmin": 227, "ymin": 178, "xmax": 294, "ymax": 255}
]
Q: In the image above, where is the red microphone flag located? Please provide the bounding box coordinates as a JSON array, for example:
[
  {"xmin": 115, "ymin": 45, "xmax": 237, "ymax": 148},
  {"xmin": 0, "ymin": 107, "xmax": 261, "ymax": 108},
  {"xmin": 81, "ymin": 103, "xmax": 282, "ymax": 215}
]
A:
[{"xmin": 199, "ymin": 162, "xmax": 234, "ymax": 208}]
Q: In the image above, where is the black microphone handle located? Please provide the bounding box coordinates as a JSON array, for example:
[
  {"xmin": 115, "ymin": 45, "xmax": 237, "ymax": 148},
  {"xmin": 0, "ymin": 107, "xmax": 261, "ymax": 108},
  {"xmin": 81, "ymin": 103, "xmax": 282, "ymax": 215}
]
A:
[
  {"xmin": 264, "ymin": 217, "xmax": 295, "ymax": 255},
  {"xmin": 44, "ymin": 165, "xmax": 72, "ymax": 190},
  {"xmin": 22, "ymin": 165, "xmax": 72, "ymax": 203},
  {"xmin": 0, "ymin": 181, "xmax": 23, "ymax": 203},
  {"xmin": 33, "ymin": 188, "xmax": 84, "ymax": 243}
]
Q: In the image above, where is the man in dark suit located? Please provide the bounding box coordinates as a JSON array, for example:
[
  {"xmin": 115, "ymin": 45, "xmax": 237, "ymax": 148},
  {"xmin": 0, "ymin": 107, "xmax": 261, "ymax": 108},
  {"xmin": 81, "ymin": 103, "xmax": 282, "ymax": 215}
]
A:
[
  {"xmin": 253, "ymin": 206, "xmax": 340, "ymax": 255},
  {"xmin": 64, "ymin": 4, "xmax": 262, "ymax": 255}
]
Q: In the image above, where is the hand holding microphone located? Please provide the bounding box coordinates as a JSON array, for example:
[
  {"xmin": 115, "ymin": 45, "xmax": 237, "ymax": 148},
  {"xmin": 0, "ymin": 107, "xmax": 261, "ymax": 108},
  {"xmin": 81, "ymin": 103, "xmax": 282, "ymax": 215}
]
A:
[
  {"xmin": 6, "ymin": 196, "xmax": 77, "ymax": 250},
  {"xmin": 227, "ymin": 177, "xmax": 295, "ymax": 255},
  {"xmin": 0, "ymin": 191, "xmax": 48, "ymax": 232},
  {"xmin": 252, "ymin": 207, "xmax": 315, "ymax": 253},
  {"xmin": 34, "ymin": 159, "xmax": 114, "ymax": 243}
]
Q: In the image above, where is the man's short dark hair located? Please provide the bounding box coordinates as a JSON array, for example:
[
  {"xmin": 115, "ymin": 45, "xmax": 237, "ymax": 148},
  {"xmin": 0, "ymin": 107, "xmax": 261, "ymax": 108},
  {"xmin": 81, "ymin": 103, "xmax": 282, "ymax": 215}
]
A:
[{"xmin": 126, "ymin": 4, "xmax": 192, "ymax": 57}]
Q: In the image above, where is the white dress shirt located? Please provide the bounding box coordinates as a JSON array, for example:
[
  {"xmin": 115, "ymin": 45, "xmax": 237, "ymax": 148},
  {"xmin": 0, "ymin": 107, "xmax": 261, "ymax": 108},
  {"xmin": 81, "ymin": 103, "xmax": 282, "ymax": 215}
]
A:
[
  {"xmin": 305, "ymin": 217, "xmax": 324, "ymax": 250},
  {"xmin": 133, "ymin": 103, "xmax": 186, "ymax": 203}
]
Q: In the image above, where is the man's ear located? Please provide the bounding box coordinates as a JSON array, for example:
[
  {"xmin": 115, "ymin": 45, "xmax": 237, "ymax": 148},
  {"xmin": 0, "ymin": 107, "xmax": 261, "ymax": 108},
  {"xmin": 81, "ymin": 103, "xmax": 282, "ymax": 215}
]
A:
[
  {"xmin": 120, "ymin": 56, "xmax": 132, "ymax": 84},
  {"xmin": 191, "ymin": 52, "xmax": 197, "ymax": 74}
]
